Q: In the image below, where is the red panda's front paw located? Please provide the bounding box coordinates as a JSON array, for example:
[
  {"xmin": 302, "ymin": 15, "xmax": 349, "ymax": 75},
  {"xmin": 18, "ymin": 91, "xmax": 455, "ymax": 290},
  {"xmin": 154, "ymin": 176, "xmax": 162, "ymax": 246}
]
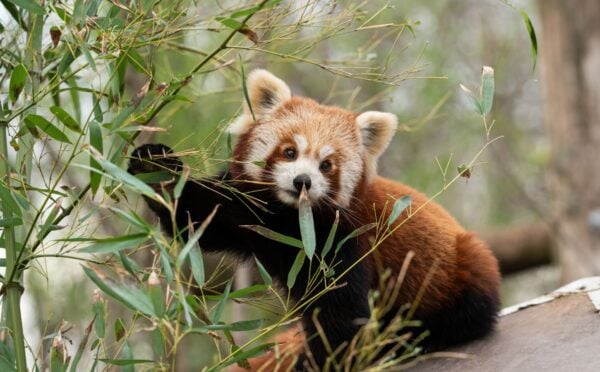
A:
[{"xmin": 128, "ymin": 143, "xmax": 183, "ymax": 176}]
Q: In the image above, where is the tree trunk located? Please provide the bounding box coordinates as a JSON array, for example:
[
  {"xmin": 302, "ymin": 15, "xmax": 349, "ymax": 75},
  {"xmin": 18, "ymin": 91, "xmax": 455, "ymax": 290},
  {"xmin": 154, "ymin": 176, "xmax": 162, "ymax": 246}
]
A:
[{"xmin": 538, "ymin": 0, "xmax": 600, "ymax": 282}]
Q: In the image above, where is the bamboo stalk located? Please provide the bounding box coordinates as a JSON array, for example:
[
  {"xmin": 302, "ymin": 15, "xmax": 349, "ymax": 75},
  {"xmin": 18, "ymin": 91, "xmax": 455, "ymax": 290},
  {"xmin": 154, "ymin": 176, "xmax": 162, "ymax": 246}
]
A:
[{"xmin": 0, "ymin": 122, "xmax": 27, "ymax": 371}]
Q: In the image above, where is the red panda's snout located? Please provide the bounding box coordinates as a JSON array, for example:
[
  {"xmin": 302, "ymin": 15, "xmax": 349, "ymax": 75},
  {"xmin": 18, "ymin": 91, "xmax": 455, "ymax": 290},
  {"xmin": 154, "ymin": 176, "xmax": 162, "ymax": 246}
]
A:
[{"xmin": 269, "ymin": 134, "xmax": 337, "ymax": 207}]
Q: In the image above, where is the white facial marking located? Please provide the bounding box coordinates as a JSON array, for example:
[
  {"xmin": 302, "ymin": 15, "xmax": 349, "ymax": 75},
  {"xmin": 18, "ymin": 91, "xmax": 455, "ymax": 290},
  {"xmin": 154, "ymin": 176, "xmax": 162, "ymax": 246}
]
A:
[
  {"xmin": 319, "ymin": 145, "xmax": 334, "ymax": 160},
  {"xmin": 273, "ymin": 157, "xmax": 329, "ymax": 206},
  {"xmin": 294, "ymin": 135, "xmax": 308, "ymax": 154}
]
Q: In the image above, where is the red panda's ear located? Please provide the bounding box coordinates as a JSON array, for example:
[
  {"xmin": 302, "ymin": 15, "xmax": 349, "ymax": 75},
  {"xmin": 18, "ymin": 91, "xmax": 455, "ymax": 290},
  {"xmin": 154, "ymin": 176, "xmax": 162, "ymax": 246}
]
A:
[
  {"xmin": 228, "ymin": 69, "xmax": 292, "ymax": 135},
  {"xmin": 356, "ymin": 111, "xmax": 398, "ymax": 178}
]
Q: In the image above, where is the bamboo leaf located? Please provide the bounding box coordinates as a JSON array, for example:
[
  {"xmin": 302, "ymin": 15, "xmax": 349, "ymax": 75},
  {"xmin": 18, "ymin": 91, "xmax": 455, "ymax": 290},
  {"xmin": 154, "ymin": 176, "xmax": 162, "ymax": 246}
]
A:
[
  {"xmin": 24, "ymin": 114, "xmax": 71, "ymax": 143},
  {"xmin": 6, "ymin": 0, "xmax": 45, "ymax": 14},
  {"xmin": 9, "ymin": 63, "xmax": 28, "ymax": 103},
  {"xmin": 78, "ymin": 233, "xmax": 148, "ymax": 254},
  {"xmin": 219, "ymin": 343, "xmax": 276, "ymax": 369},
  {"xmin": 387, "ymin": 195, "xmax": 412, "ymax": 227},
  {"xmin": 88, "ymin": 120, "xmax": 103, "ymax": 194},
  {"xmin": 212, "ymin": 279, "xmax": 232, "ymax": 323},
  {"xmin": 189, "ymin": 248, "xmax": 205, "ymax": 287},
  {"xmin": 298, "ymin": 187, "xmax": 316, "ymax": 259},
  {"xmin": 335, "ymin": 223, "xmax": 377, "ymax": 254},
  {"xmin": 520, "ymin": 9, "xmax": 538, "ymax": 73},
  {"xmin": 480, "ymin": 66, "xmax": 495, "ymax": 115},
  {"xmin": 459, "ymin": 84, "xmax": 483, "ymax": 115},
  {"xmin": 82, "ymin": 267, "xmax": 156, "ymax": 317},
  {"xmin": 93, "ymin": 155, "xmax": 157, "ymax": 198},
  {"xmin": 50, "ymin": 106, "xmax": 81, "ymax": 133},
  {"xmin": 0, "ymin": 183, "xmax": 22, "ymax": 218},
  {"xmin": 254, "ymin": 257, "xmax": 272, "ymax": 286},
  {"xmin": 287, "ymin": 250, "xmax": 306, "ymax": 289},
  {"xmin": 189, "ymin": 319, "xmax": 264, "ymax": 333},
  {"xmin": 241, "ymin": 225, "xmax": 303, "ymax": 249},
  {"xmin": 0, "ymin": 218, "xmax": 23, "ymax": 227},
  {"xmin": 204, "ymin": 284, "xmax": 268, "ymax": 300},
  {"xmin": 321, "ymin": 211, "xmax": 339, "ymax": 258},
  {"xmin": 98, "ymin": 359, "xmax": 154, "ymax": 366}
]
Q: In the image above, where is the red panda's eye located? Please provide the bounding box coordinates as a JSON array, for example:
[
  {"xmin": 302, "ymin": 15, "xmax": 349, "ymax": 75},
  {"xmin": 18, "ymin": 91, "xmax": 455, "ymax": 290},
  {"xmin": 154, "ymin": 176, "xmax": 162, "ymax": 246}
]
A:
[
  {"xmin": 283, "ymin": 148, "xmax": 297, "ymax": 160},
  {"xmin": 320, "ymin": 160, "xmax": 332, "ymax": 172}
]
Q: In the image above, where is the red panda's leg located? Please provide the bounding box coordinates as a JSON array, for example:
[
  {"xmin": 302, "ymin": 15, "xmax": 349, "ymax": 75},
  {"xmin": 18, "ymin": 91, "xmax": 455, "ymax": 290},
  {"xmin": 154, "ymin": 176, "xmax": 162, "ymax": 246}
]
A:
[
  {"xmin": 297, "ymin": 256, "xmax": 371, "ymax": 369},
  {"xmin": 128, "ymin": 144, "xmax": 255, "ymax": 255}
]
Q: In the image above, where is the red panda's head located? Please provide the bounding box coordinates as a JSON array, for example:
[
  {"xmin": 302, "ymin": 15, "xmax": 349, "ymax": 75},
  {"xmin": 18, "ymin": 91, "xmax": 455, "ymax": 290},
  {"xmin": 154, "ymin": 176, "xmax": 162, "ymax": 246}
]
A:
[{"xmin": 228, "ymin": 70, "xmax": 397, "ymax": 209}]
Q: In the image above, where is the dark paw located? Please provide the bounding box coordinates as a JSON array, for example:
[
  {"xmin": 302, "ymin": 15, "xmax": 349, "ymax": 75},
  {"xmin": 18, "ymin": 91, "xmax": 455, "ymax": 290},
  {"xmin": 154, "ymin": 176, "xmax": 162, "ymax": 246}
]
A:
[{"xmin": 128, "ymin": 143, "xmax": 183, "ymax": 175}]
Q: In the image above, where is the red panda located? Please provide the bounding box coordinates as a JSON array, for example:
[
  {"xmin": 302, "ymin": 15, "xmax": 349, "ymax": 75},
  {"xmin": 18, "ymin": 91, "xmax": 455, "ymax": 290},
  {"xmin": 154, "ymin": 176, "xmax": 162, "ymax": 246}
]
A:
[{"xmin": 128, "ymin": 70, "xmax": 500, "ymax": 370}]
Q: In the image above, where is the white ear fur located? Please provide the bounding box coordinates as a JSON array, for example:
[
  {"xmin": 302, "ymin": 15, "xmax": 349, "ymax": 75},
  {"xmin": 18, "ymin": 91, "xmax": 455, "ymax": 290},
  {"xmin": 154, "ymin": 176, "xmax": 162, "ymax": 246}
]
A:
[
  {"xmin": 227, "ymin": 69, "xmax": 292, "ymax": 135},
  {"xmin": 356, "ymin": 111, "xmax": 398, "ymax": 178}
]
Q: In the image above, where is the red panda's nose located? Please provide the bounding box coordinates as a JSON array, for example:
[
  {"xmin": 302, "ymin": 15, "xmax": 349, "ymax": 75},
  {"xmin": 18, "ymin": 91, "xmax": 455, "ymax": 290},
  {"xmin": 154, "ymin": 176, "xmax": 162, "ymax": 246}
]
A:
[{"xmin": 293, "ymin": 174, "xmax": 312, "ymax": 192}]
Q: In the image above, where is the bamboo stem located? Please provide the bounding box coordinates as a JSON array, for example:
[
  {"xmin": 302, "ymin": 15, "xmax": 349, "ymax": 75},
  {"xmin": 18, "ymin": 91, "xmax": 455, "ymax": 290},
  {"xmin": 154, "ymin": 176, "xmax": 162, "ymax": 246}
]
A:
[{"xmin": 0, "ymin": 122, "xmax": 27, "ymax": 371}]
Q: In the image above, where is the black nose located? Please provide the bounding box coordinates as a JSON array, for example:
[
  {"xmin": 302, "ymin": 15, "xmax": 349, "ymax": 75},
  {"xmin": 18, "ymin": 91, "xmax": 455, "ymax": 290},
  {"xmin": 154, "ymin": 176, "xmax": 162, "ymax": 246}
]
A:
[{"xmin": 293, "ymin": 174, "xmax": 312, "ymax": 192}]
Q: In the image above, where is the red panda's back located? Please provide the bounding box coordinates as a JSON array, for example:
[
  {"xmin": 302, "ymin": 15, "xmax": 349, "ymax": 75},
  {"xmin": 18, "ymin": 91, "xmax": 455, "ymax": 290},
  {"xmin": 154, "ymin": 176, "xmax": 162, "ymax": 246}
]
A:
[{"xmin": 358, "ymin": 176, "xmax": 498, "ymax": 316}]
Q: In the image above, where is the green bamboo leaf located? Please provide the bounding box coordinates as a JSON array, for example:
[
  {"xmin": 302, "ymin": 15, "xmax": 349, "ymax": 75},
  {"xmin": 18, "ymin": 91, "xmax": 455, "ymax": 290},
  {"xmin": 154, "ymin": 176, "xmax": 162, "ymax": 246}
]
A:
[
  {"xmin": 94, "ymin": 155, "xmax": 157, "ymax": 198},
  {"xmin": 147, "ymin": 272, "xmax": 164, "ymax": 318},
  {"xmin": 240, "ymin": 58, "xmax": 255, "ymax": 121},
  {"xmin": 120, "ymin": 341, "xmax": 134, "ymax": 372},
  {"xmin": 204, "ymin": 284, "xmax": 268, "ymax": 300},
  {"xmin": 82, "ymin": 266, "xmax": 156, "ymax": 317},
  {"xmin": 459, "ymin": 84, "xmax": 483, "ymax": 115},
  {"xmin": 124, "ymin": 49, "xmax": 148, "ymax": 75},
  {"xmin": 119, "ymin": 251, "xmax": 142, "ymax": 276},
  {"xmin": 215, "ymin": 16, "xmax": 243, "ymax": 30},
  {"xmin": 254, "ymin": 257, "xmax": 272, "ymax": 286},
  {"xmin": 50, "ymin": 338, "xmax": 70, "ymax": 372},
  {"xmin": 0, "ymin": 218, "xmax": 23, "ymax": 227},
  {"xmin": 9, "ymin": 63, "xmax": 28, "ymax": 103},
  {"xmin": 88, "ymin": 120, "xmax": 103, "ymax": 194},
  {"xmin": 173, "ymin": 166, "xmax": 189, "ymax": 199},
  {"xmin": 37, "ymin": 202, "xmax": 61, "ymax": 239},
  {"xmin": 287, "ymin": 250, "xmax": 306, "ymax": 289},
  {"xmin": 78, "ymin": 233, "xmax": 148, "ymax": 254},
  {"xmin": 298, "ymin": 188, "xmax": 316, "ymax": 259},
  {"xmin": 108, "ymin": 207, "xmax": 149, "ymax": 231},
  {"xmin": 219, "ymin": 343, "xmax": 276, "ymax": 369},
  {"xmin": 0, "ymin": 183, "xmax": 22, "ymax": 218},
  {"xmin": 335, "ymin": 223, "xmax": 377, "ymax": 255},
  {"xmin": 520, "ymin": 9, "xmax": 538, "ymax": 73},
  {"xmin": 6, "ymin": 0, "xmax": 45, "ymax": 14},
  {"xmin": 212, "ymin": 279, "xmax": 232, "ymax": 323},
  {"xmin": 92, "ymin": 299, "xmax": 106, "ymax": 338},
  {"xmin": 189, "ymin": 248, "xmax": 205, "ymax": 287},
  {"xmin": 98, "ymin": 359, "xmax": 154, "ymax": 366},
  {"xmin": 50, "ymin": 106, "xmax": 81, "ymax": 133},
  {"xmin": 24, "ymin": 114, "xmax": 71, "ymax": 143},
  {"xmin": 114, "ymin": 318, "xmax": 126, "ymax": 342},
  {"xmin": 321, "ymin": 211, "xmax": 339, "ymax": 258},
  {"xmin": 241, "ymin": 225, "xmax": 303, "ymax": 249},
  {"xmin": 189, "ymin": 319, "xmax": 264, "ymax": 333},
  {"xmin": 480, "ymin": 66, "xmax": 495, "ymax": 115},
  {"xmin": 387, "ymin": 195, "xmax": 412, "ymax": 227},
  {"xmin": 1, "ymin": 0, "xmax": 27, "ymax": 31}
]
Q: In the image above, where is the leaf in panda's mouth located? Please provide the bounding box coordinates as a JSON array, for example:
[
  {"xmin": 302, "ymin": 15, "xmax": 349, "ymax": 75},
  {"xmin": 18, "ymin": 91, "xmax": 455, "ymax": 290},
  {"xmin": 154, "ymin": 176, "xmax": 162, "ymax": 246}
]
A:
[{"xmin": 298, "ymin": 186, "xmax": 316, "ymax": 260}]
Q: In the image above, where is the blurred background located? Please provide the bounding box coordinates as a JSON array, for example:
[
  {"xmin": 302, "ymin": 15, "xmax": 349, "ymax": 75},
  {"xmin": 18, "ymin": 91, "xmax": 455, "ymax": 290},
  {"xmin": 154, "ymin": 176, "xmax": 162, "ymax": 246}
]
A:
[{"xmin": 2, "ymin": 0, "xmax": 600, "ymax": 370}]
